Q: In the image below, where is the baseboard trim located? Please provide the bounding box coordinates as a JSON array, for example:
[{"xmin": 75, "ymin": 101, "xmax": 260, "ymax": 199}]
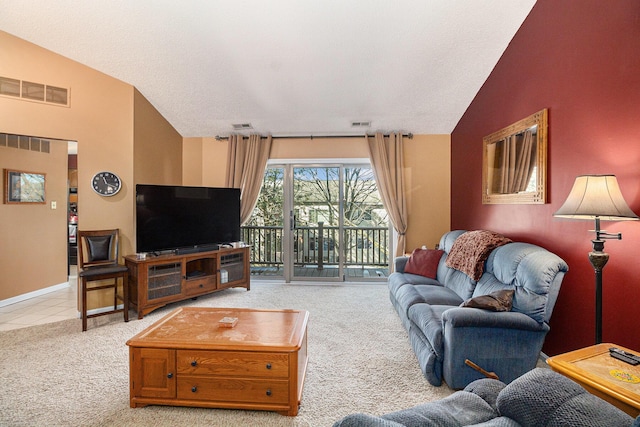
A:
[{"xmin": 0, "ymin": 281, "xmax": 70, "ymax": 308}]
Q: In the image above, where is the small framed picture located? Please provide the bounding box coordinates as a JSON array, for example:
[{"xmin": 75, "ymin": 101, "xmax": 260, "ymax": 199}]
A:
[{"xmin": 3, "ymin": 169, "xmax": 46, "ymax": 204}]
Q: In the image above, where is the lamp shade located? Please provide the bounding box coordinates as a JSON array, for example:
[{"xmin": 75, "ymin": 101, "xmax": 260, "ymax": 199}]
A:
[{"xmin": 554, "ymin": 175, "xmax": 638, "ymax": 221}]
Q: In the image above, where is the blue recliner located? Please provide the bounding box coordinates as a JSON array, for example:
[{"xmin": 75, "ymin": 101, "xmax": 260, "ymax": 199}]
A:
[{"xmin": 333, "ymin": 368, "xmax": 638, "ymax": 426}]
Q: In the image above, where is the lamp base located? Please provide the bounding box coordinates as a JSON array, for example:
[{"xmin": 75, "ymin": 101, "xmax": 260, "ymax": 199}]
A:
[
  {"xmin": 589, "ymin": 243, "xmax": 609, "ymax": 345},
  {"xmin": 588, "ymin": 250, "xmax": 609, "ymax": 271}
]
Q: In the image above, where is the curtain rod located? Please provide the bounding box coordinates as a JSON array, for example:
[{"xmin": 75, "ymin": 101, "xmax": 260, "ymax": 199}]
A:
[{"xmin": 214, "ymin": 133, "xmax": 413, "ymax": 141}]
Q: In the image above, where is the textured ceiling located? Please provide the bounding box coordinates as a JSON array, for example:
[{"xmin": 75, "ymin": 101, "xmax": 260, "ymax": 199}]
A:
[{"xmin": 0, "ymin": 1, "xmax": 536, "ymax": 137}]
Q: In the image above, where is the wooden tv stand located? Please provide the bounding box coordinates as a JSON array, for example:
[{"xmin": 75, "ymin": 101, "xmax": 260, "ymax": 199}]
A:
[{"xmin": 124, "ymin": 247, "xmax": 250, "ymax": 319}]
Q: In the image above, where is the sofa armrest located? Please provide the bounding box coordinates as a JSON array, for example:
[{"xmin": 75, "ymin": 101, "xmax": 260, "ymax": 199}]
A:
[
  {"xmin": 442, "ymin": 307, "xmax": 548, "ymax": 332},
  {"xmin": 441, "ymin": 307, "xmax": 550, "ymax": 389},
  {"xmin": 394, "ymin": 256, "xmax": 409, "ymax": 273},
  {"xmin": 497, "ymin": 368, "xmax": 635, "ymax": 427}
]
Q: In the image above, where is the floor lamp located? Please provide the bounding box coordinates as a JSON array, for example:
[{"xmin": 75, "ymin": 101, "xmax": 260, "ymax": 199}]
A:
[{"xmin": 553, "ymin": 175, "xmax": 638, "ymax": 344}]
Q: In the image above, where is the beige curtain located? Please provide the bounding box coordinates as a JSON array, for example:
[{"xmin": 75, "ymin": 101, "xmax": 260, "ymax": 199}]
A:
[
  {"xmin": 366, "ymin": 132, "xmax": 408, "ymax": 257},
  {"xmin": 497, "ymin": 129, "xmax": 534, "ymax": 193},
  {"xmin": 225, "ymin": 134, "xmax": 272, "ymax": 225}
]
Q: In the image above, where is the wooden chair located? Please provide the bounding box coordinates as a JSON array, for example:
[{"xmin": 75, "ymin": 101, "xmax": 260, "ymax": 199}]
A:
[{"xmin": 77, "ymin": 229, "xmax": 129, "ymax": 331}]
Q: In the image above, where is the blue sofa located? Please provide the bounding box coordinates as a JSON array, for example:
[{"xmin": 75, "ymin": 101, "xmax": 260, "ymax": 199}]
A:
[
  {"xmin": 389, "ymin": 230, "xmax": 569, "ymax": 389},
  {"xmin": 333, "ymin": 368, "xmax": 638, "ymax": 426}
]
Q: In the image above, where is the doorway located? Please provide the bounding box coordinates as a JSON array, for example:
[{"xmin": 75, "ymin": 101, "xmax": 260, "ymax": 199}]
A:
[{"xmin": 68, "ymin": 141, "xmax": 78, "ymax": 275}]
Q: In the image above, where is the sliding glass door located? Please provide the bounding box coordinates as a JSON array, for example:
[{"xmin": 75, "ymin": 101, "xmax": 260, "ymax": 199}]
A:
[
  {"xmin": 243, "ymin": 162, "xmax": 390, "ymax": 282},
  {"xmin": 291, "ymin": 166, "xmax": 342, "ymax": 281}
]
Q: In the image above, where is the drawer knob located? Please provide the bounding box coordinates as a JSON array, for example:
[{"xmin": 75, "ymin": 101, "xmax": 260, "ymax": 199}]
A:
[
  {"xmin": 266, "ymin": 389, "xmax": 272, "ymax": 396},
  {"xmin": 192, "ymin": 386, "xmax": 198, "ymax": 393},
  {"xmin": 167, "ymin": 372, "xmax": 173, "ymax": 379},
  {"xmin": 199, "ymin": 283, "xmax": 204, "ymax": 288},
  {"xmin": 266, "ymin": 363, "xmax": 272, "ymax": 370},
  {"xmin": 191, "ymin": 360, "xmax": 197, "ymax": 367}
]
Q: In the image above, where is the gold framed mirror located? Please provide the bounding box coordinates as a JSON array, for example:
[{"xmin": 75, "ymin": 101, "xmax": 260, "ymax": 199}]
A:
[{"xmin": 482, "ymin": 108, "xmax": 548, "ymax": 204}]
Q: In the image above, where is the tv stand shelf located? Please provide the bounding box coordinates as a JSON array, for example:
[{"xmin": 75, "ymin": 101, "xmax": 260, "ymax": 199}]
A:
[{"xmin": 125, "ymin": 247, "xmax": 250, "ymax": 319}]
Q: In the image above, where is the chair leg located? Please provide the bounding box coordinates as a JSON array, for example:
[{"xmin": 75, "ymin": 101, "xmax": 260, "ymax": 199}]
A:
[
  {"xmin": 113, "ymin": 278, "xmax": 118, "ymax": 310},
  {"xmin": 123, "ymin": 272, "xmax": 129, "ymax": 323},
  {"xmin": 81, "ymin": 278, "xmax": 88, "ymax": 332}
]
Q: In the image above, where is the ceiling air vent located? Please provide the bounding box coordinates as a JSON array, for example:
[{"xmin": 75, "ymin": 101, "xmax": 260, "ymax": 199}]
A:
[
  {"xmin": 232, "ymin": 123, "xmax": 253, "ymax": 130},
  {"xmin": 351, "ymin": 121, "xmax": 371, "ymax": 128},
  {"xmin": 0, "ymin": 76, "xmax": 69, "ymax": 106}
]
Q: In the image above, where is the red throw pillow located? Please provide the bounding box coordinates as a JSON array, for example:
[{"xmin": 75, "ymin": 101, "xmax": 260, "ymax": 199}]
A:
[{"xmin": 404, "ymin": 248, "xmax": 444, "ymax": 279}]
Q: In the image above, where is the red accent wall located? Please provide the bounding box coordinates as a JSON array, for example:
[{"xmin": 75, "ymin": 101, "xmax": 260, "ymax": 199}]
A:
[{"xmin": 451, "ymin": 0, "xmax": 640, "ymax": 354}]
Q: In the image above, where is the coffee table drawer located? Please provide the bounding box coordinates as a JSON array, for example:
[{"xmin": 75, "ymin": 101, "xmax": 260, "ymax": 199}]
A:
[
  {"xmin": 177, "ymin": 350, "xmax": 289, "ymax": 377},
  {"xmin": 177, "ymin": 376, "xmax": 289, "ymax": 404}
]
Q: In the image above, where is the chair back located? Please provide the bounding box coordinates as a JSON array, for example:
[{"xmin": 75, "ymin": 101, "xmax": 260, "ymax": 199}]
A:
[{"xmin": 78, "ymin": 229, "xmax": 121, "ymax": 269}]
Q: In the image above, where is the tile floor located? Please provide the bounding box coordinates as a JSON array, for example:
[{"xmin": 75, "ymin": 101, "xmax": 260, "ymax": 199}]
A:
[{"xmin": 0, "ymin": 268, "xmax": 79, "ymax": 331}]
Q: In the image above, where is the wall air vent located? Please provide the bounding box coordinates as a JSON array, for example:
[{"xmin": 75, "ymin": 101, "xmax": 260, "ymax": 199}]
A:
[
  {"xmin": 232, "ymin": 123, "xmax": 253, "ymax": 130},
  {"xmin": 0, "ymin": 77, "xmax": 20, "ymax": 97},
  {"xmin": 22, "ymin": 81, "xmax": 45, "ymax": 101},
  {"xmin": 0, "ymin": 76, "xmax": 69, "ymax": 107},
  {"xmin": 351, "ymin": 121, "xmax": 371, "ymax": 128},
  {"xmin": 0, "ymin": 133, "xmax": 51, "ymax": 154}
]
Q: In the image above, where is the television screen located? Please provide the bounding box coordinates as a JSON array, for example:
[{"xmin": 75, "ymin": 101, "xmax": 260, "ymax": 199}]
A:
[{"xmin": 136, "ymin": 184, "xmax": 240, "ymax": 253}]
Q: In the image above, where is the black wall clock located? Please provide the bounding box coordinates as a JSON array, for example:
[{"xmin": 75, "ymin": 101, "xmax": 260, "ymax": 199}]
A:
[{"xmin": 91, "ymin": 171, "xmax": 122, "ymax": 196}]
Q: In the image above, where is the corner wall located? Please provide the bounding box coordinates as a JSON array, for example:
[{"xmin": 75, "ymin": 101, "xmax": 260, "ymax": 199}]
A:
[
  {"xmin": 134, "ymin": 88, "xmax": 182, "ymax": 187},
  {"xmin": 451, "ymin": 0, "xmax": 640, "ymax": 353}
]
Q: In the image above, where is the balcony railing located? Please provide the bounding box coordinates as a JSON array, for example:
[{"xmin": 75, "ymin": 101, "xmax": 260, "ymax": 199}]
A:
[{"xmin": 241, "ymin": 223, "xmax": 389, "ymax": 273}]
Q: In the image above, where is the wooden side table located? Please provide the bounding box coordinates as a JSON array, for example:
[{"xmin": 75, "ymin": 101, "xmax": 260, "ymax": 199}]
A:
[{"xmin": 546, "ymin": 343, "xmax": 640, "ymax": 417}]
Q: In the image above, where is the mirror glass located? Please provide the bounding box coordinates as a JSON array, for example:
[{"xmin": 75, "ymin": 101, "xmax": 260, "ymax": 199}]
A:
[{"xmin": 482, "ymin": 109, "xmax": 548, "ymax": 204}]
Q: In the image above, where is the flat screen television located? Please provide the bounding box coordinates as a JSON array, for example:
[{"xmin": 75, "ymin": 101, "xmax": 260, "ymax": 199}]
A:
[{"xmin": 136, "ymin": 184, "xmax": 241, "ymax": 254}]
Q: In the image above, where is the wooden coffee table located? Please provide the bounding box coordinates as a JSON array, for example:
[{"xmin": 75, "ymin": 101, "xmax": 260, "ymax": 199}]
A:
[
  {"xmin": 546, "ymin": 343, "xmax": 640, "ymax": 416},
  {"xmin": 126, "ymin": 307, "xmax": 309, "ymax": 416}
]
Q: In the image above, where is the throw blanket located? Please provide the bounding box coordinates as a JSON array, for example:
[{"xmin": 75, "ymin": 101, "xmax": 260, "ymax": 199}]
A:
[{"xmin": 445, "ymin": 230, "xmax": 512, "ymax": 281}]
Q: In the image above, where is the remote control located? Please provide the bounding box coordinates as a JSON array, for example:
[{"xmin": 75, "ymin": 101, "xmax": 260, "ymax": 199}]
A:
[
  {"xmin": 609, "ymin": 347, "xmax": 640, "ymax": 361},
  {"xmin": 609, "ymin": 347, "xmax": 640, "ymax": 365}
]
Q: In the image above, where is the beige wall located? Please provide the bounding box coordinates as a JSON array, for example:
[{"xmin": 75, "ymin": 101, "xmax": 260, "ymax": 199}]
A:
[
  {"xmin": 404, "ymin": 134, "xmax": 451, "ymax": 250},
  {"xmin": 202, "ymin": 138, "xmax": 228, "ymax": 186},
  {"xmin": 0, "ymin": 140, "xmax": 68, "ymax": 299},
  {"xmin": 269, "ymin": 136, "xmax": 371, "ymax": 160},
  {"xmin": 182, "ymin": 137, "xmax": 229, "ymax": 187},
  {"xmin": 182, "ymin": 137, "xmax": 204, "ymax": 185},
  {"xmin": 133, "ymin": 88, "xmax": 182, "ymax": 187},
  {"xmin": 0, "ymin": 31, "xmax": 181, "ymax": 308}
]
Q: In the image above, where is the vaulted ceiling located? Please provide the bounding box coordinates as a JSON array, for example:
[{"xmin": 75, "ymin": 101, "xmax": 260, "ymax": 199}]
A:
[{"xmin": 0, "ymin": 1, "xmax": 536, "ymax": 137}]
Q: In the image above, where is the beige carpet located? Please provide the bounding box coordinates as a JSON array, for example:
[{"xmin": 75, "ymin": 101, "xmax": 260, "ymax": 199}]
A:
[{"xmin": 0, "ymin": 282, "xmax": 453, "ymax": 426}]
